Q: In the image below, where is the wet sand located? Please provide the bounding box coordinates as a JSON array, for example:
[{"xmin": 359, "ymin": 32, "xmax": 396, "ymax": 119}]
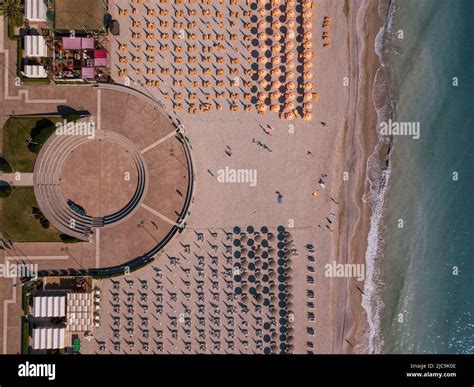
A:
[{"xmin": 336, "ymin": 0, "xmax": 388, "ymax": 354}]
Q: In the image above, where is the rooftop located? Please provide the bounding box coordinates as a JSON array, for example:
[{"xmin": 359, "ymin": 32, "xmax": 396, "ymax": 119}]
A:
[{"xmin": 54, "ymin": 0, "xmax": 106, "ymax": 32}]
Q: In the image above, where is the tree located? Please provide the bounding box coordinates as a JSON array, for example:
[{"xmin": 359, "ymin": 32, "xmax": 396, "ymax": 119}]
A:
[
  {"xmin": 0, "ymin": 0, "xmax": 24, "ymax": 22},
  {"xmin": 32, "ymin": 206, "xmax": 50, "ymax": 229},
  {"xmin": 0, "ymin": 157, "xmax": 12, "ymax": 173},
  {"xmin": 28, "ymin": 119, "xmax": 56, "ymax": 154},
  {"xmin": 0, "ymin": 183, "xmax": 12, "ymax": 198}
]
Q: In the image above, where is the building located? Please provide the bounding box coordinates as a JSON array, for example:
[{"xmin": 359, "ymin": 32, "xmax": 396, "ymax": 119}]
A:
[
  {"xmin": 24, "ymin": 35, "xmax": 48, "ymax": 58},
  {"xmin": 66, "ymin": 292, "xmax": 93, "ymax": 332},
  {"xmin": 32, "ymin": 327, "xmax": 65, "ymax": 350},
  {"xmin": 54, "ymin": 0, "xmax": 106, "ymax": 33},
  {"xmin": 22, "ymin": 65, "xmax": 48, "ymax": 79},
  {"xmin": 24, "ymin": 0, "xmax": 47, "ymax": 22},
  {"xmin": 32, "ymin": 295, "xmax": 66, "ymax": 318}
]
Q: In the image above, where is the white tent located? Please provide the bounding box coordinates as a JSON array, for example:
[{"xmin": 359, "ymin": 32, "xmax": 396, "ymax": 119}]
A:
[
  {"xmin": 67, "ymin": 292, "xmax": 93, "ymax": 332},
  {"xmin": 32, "ymin": 295, "xmax": 66, "ymax": 318},
  {"xmin": 25, "ymin": 0, "xmax": 47, "ymax": 22},
  {"xmin": 22, "ymin": 65, "xmax": 47, "ymax": 78},
  {"xmin": 32, "ymin": 327, "xmax": 65, "ymax": 350},
  {"xmin": 24, "ymin": 35, "xmax": 47, "ymax": 57}
]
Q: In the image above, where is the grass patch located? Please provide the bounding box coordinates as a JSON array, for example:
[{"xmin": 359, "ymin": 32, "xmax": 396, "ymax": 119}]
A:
[
  {"xmin": 2, "ymin": 117, "xmax": 61, "ymax": 172},
  {"xmin": 1, "ymin": 187, "xmax": 63, "ymax": 242},
  {"xmin": 21, "ymin": 318, "xmax": 29, "ymax": 354},
  {"xmin": 22, "ymin": 286, "xmax": 29, "ymax": 316}
]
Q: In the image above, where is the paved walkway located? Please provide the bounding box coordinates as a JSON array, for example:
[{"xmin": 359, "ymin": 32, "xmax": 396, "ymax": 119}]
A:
[{"xmin": 0, "ymin": 172, "xmax": 34, "ymax": 186}]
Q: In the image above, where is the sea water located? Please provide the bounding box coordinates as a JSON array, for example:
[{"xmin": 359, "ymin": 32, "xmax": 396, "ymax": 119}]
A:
[{"xmin": 364, "ymin": 0, "xmax": 474, "ymax": 354}]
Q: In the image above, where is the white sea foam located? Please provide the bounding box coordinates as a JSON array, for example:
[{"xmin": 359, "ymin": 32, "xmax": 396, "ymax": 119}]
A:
[{"xmin": 359, "ymin": 0, "xmax": 399, "ymax": 354}]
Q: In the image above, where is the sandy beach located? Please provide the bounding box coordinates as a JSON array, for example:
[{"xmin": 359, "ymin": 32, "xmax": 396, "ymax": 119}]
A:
[{"xmin": 336, "ymin": 0, "xmax": 390, "ymax": 354}]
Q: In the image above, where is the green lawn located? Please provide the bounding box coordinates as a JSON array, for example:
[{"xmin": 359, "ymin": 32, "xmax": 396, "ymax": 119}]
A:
[
  {"xmin": 2, "ymin": 117, "xmax": 60, "ymax": 172},
  {"xmin": 1, "ymin": 187, "xmax": 62, "ymax": 242}
]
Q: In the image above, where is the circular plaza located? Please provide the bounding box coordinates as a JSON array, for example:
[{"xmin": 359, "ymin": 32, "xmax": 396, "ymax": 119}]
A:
[{"xmin": 33, "ymin": 86, "xmax": 193, "ymax": 273}]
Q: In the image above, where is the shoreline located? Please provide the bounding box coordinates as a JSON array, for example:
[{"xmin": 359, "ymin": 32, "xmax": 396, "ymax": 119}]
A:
[{"xmin": 335, "ymin": 0, "xmax": 390, "ymax": 354}]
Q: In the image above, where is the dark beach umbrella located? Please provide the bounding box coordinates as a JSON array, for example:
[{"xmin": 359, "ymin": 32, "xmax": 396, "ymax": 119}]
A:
[
  {"xmin": 277, "ymin": 225, "xmax": 285, "ymax": 233},
  {"xmin": 234, "ymin": 275, "xmax": 242, "ymax": 282},
  {"xmin": 277, "ymin": 242, "xmax": 285, "ymax": 249},
  {"xmin": 263, "ymin": 334, "xmax": 271, "ymax": 343},
  {"xmin": 263, "ymin": 347, "xmax": 271, "ymax": 354},
  {"xmin": 277, "ymin": 233, "xmax": 285, "ymax": 241},
  {"xmin": 247, "ymin": 238, "xmax": 255, "ymax": 247},
  {"xmin": 248, "ymin": 251, "xmax": 255, "ymax": 259},
  {"xmin": 248, "ymin": 263, "xmax": 256, "ymax": 271},
  {"xmin": 233, "ymin": 226, "xmax": 241, "ymax": 234},
  {"xmin": 263, "ymin": 322, "xmax": 271, "ymax": 330},
  {"xmin": 278, "ymin": 274, "xmax": 286, "ymax": 283},
  {"xmin": 234, "ymin": 251, "xmax": 241, "ymax": 259},
  {"xmin": 263, "ymin": 298, "xmax": 270, "ymax": 307},
  {"xmin": 235, "ymin": 287, "xmax": 243, "ymax": 295},
  {"xmin": 261, "ymin": 251, "xmax": 269, "ymax": 259},
  {"xmin": 261, "ymin": 226, "xmax": 269, "ymax": 233},
  {"xmin": 261, "ymin": 239, "xmax": 269, "ymax": 248},
  {"xmin": 247, "ymin": 226, "xmax": 255, "ymax": 233},
  {"xmin": 233, "ymin": 239, "xmax": 241, "ymax": 247}
]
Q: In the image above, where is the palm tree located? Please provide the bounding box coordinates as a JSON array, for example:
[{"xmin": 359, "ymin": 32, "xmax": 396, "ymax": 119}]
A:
[{"xmin": 0, "ymin": 0, "xmax": 24, "ymax": 23}]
